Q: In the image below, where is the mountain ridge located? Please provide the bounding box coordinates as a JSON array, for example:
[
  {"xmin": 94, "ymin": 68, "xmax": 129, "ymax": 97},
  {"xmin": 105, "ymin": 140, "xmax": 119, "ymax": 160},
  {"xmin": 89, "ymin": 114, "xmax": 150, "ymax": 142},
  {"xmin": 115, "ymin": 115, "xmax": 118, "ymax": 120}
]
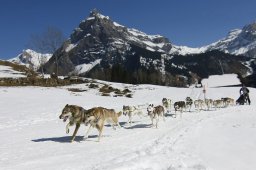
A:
[
  {"xmin": 41, "ymin": 10, "xmax": 252, "ymax": 86},
  {"xmin": 58, "ymin": 11, "xmax": 256, "ymax": 58},
  {"xmin": 5, "ymin": 10, "xmax": 254, "ymax": 86}
]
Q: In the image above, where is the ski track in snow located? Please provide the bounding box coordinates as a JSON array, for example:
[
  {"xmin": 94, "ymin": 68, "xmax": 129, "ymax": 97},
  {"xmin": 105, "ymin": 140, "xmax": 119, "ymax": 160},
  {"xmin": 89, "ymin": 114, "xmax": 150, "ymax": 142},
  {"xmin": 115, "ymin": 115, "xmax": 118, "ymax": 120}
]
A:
[
  {"xmin": 91, "ymin": 107, "xmax": 233, "ymax": 170},
  {"xmin": 0, "ymin": 75, "xmax": 256, "ymax": 170}
]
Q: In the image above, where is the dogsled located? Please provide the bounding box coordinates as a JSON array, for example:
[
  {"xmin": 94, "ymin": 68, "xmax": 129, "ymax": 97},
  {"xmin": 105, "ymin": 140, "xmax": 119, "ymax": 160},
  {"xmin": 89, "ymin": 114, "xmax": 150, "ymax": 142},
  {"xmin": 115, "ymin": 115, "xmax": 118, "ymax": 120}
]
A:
[
  {"xmin": 236, "ymin": 94, "xmax": 249, "ymax": 105},
  {"xmin": 236, "ymin": 84, "xmax": 251, "ymax": 105}
]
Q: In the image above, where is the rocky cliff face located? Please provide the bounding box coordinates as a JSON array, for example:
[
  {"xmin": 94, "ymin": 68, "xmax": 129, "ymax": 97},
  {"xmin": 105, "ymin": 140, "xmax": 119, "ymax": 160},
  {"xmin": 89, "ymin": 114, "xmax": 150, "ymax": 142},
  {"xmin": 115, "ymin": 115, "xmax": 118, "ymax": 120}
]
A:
[{"xmin": 43, "ymin": 10, "xmax": 173, "ymax": 74}]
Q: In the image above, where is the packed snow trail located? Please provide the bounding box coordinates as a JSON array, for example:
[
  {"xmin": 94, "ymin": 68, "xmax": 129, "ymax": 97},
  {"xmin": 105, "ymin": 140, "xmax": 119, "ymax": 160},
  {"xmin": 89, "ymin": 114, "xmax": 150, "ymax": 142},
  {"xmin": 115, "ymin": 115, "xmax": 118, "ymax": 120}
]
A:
[{"xmin": 91, "ymin": 105, "xmax": 256, "ymax": 170}]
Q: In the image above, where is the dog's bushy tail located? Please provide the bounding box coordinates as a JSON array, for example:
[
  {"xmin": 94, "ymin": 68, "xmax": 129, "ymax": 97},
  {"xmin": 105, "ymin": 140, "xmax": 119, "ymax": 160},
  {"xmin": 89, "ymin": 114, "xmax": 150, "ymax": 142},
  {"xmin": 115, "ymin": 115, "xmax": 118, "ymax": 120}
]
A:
[{"xmin": 117, "ymin": 111, "xmax": 122, "ymax": 117}]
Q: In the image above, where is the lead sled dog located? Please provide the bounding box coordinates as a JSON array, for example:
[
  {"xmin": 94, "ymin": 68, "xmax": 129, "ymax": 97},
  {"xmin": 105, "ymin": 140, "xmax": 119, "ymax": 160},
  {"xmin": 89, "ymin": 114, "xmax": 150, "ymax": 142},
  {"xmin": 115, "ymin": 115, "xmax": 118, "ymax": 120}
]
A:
[
  {"xmin": 59, "ymin": 104, "xmax": 121, "ymax": 142},
  {"xmin": 59, "ymin": 104, "xmax": 87, "ymax": 143}
]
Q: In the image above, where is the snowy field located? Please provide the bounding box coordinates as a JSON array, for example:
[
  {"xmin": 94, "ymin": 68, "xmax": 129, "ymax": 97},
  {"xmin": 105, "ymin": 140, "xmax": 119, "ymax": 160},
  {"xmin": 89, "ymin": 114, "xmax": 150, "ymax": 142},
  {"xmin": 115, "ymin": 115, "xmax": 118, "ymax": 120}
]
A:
[
  {"xmin": 202, "ymin": 74, "xmax": 241, "ymax": 87},
  {"xmin": 0, "ymin": 74, "xmax": 256, "ymax": 170},
  {"xmin": 0, "ymin": 65, "xmax": 26, "ymax": 78}
]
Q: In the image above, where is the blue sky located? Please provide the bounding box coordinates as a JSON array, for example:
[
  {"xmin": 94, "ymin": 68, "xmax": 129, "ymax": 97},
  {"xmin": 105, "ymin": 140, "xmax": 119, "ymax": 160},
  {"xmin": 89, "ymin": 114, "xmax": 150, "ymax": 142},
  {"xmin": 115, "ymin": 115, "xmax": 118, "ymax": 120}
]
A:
[{"xmin": 0, "ymin": 0, "xmax": 255, "ymax": 59}]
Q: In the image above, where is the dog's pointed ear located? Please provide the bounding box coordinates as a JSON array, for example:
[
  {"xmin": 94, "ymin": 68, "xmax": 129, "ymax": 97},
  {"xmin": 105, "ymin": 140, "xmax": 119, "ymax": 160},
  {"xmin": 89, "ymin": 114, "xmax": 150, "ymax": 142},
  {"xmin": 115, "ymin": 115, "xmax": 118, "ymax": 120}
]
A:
[{"xmin": 66, "ymin": 104, "xmax": 69, "ymax": 107}]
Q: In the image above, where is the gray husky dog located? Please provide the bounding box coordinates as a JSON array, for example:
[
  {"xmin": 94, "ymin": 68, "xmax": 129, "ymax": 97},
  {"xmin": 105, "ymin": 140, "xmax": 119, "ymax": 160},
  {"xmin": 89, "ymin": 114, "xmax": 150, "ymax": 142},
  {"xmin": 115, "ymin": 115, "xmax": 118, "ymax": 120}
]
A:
[
  {"xmin": 185, "ymin": 97, "xmax": 193, "ymax": 112},
  {"xmin": 194, "ymin": 99, "xmax": 205, "ymax": 112},
  {"xmin": 59, "ymin": 104, "xmax": 87, "ymax": 142},
  {"xmin": 221, "ymin": 97, "xmax": 235, "ymax": 107},
  {"xmin": 162, "ymin": 98, "xmax": 172, "ymax": 115},
  {"xmin": 213, "ymin": 99, "xmax": 224, "ymax": 110},
  {"xmin": 147, "ymin": 104, "xmax": 165, "ymax": 128},
  {"xmin": 123, "ymin": 105, "xmax": 144, "ymax": 126},
  {"xmin": 174, "ymin": 101, "xmax": 186, "ymax": 118},
  {"xmin": 205, "ymin": 99, "xmax": 213, "ymax": 110}
]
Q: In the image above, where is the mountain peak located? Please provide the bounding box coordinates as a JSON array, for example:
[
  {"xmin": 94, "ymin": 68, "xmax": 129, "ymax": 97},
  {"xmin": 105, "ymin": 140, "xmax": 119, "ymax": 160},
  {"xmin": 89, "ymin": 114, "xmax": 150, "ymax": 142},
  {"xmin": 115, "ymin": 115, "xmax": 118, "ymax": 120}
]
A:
[
  {"xmin": 242, "ymin": 22, "xmax": 256, "ymax": 34},
  {"xmin": 89, "ymin": 9, "xmax": 110, "ymax": 20},
  {"xmin": 8, "ymin": 49, "xmax": 52, "ymax": 71},
  {"xmin": 90, "ymin": 8, "xmax": 100, "ymax": 15},
  {"xmin": 69, "ymin": 10, "xmax": 173, "ymax": 53}
]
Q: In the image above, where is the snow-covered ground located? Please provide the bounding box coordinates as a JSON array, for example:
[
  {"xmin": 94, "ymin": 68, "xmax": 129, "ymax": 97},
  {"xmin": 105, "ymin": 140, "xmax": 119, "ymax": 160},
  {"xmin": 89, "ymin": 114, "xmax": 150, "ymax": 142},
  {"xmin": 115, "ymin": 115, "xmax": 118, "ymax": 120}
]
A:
[
  {"xmin": 0, "ymin": 65, "xmax": 26, "ymax": 78},
  {"xmin": 0, "ymin": 75, "xmax": 256, "ymax": 170},
  {"xmin": 202, "ymin": 74, "xmax": 241, "ymax": 87}
]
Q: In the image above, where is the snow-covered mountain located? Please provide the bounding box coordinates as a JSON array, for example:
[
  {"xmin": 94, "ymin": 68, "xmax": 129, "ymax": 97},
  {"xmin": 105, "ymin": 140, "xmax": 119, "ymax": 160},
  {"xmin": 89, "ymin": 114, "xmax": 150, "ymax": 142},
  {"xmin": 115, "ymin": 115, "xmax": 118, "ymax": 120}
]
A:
[
  {"xmin": 42, "ymin": 10, "xmax": 250, "ymax": 86},
  {"xmin": 43, "ymin": 10, "xmax": 173, "ymax": 75},
  {"xmin": 9, "ymin": 49, "xmax": 52, "ymax": 71},
  {"xmin": 206, "ymin": 22, "xmax": 256, "ymax": 57},
  {"xmin": 172, "ymin": 22, "xmax": 256, "ymax": 57}
]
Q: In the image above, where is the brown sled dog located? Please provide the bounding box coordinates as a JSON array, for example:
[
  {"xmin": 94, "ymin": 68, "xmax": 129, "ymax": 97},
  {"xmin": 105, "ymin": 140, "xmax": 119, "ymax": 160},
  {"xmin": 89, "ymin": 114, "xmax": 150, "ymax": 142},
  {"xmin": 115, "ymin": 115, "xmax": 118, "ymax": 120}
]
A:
[
  {"xmin": 59, "ymin": 104, "xmax": 87, "ymax": 143},
  {"xmin": 83, "ymin": 107, "xmax": 122, "ymax": 142}
]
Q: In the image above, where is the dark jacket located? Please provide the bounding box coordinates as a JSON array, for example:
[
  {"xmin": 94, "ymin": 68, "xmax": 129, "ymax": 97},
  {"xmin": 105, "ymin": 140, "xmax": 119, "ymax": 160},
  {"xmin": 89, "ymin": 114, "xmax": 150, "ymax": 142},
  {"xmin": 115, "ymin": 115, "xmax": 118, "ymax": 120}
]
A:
[{"xmin": 240, "ymin": 86, "xmax": 249, "ymax": 95}]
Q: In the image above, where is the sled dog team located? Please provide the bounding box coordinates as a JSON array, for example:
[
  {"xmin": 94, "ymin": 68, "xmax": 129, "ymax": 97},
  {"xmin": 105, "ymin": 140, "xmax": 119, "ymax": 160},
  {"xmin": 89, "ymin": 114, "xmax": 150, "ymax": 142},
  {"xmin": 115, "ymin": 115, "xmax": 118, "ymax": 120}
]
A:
[{"xmin": 59, "ymin": 96, "xmax": 237, "ymax": 143}]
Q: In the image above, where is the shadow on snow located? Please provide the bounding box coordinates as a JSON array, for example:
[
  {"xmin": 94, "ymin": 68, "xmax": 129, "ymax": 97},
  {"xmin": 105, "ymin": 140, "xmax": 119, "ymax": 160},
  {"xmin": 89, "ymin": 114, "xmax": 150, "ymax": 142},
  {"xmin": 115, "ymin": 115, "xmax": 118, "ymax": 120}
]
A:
[
  {"xmin": 124, "ymin": 123, "xmax": 152, "ymax": 129},
  {"xmin": 31, "ymin": 135, "xmax": 98, "ymax": 143}
]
